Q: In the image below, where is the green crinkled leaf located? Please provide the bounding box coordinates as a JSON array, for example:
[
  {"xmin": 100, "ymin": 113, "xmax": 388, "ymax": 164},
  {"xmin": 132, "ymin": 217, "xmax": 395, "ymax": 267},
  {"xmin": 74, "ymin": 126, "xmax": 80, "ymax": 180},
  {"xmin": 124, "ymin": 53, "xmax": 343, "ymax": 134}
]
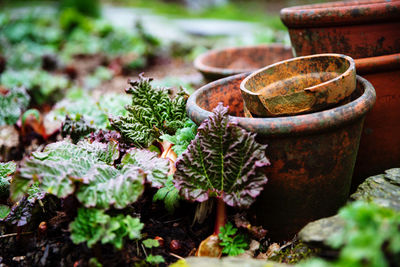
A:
[
  {"xmin": 0, "ymin": 70, "xmax": 68, "ymax": 105},
  {"xmin": 121, "ymin": 148, "xmax": 169, "ymax": 188},
  {"xmin": 0, "ymin": 161, "xmax": 16, "ymax": 197},
  {"xmin": 76, "ymin": 165, "xmax": 144, "ymax": 209},
  {"xmin": 12, "ymin": 140, "xmax": 144, "ymax": 209},
  {"xmin": 61, "ymin": 115, "xmax": 97, "ymax": 143},
  {"xmin": 0, "ymin": 86, "xmax": 30, "ymax": 126},
  {"xmin": 153, "ymin": 175, "xmax": 181, "ymax": 213},
  {"xmin": 174, "ymin": 103, "xmax": 270, "ymax": 208},
  {"xmin": 47, "ymin": 93, "xmax": 130, "ymax": 130},
  {"xmin": 110, "ymin": 74, "xmax": 188, "ymax": 147},
  {"xmin": 70, "ymin": 208, "xmax": 144, "ymax": 249},
  {"xmin": 161, "ymin": 119, "xmax": 197, "ymax": 156}
]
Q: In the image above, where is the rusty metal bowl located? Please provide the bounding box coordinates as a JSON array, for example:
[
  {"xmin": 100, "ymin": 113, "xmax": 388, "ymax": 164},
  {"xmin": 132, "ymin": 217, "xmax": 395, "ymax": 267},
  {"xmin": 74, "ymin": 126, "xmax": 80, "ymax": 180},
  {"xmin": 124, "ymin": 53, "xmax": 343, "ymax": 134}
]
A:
[
  {"xmin": 240, "ymin": 53, "xmax": 356, "ymax": 117},
  {"xmin": 194, "ymin": 44, "xmax": 293, "ymax": 82}
]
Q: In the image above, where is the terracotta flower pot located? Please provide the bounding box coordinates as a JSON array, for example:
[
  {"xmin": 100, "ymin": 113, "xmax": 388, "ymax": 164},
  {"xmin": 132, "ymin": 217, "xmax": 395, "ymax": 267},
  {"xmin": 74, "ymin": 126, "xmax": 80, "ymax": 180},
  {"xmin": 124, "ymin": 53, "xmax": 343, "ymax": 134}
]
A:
[
  {"xmin": 187, "ymin": 73, "xmax": 376, "ymax": 239},
  {"xmin": 352, "ymin": 53, "xmax": 400, "ymax": 188},
  {"xmin": 280, "ymin": 0, "xmax": 400, "ymax": 58},
  {"xmin": 240, "ymin": 54, "xmax": 356, "ymax": 117},
  {"xmin": 194, "ymin": 44, "xmax": 293, "ymax": 82},
  {"xmin": 280, "ymin": 0, "xmax": 400, "ymax": 187}
]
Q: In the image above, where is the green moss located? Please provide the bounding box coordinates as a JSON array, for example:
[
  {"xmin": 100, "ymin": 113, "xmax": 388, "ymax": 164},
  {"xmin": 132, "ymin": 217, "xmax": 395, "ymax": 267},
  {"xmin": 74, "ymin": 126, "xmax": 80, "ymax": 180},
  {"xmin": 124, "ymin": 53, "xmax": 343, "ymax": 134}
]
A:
[{"xmin": 269, "ymin": 241, "xmax": 319, "ymax": 264}]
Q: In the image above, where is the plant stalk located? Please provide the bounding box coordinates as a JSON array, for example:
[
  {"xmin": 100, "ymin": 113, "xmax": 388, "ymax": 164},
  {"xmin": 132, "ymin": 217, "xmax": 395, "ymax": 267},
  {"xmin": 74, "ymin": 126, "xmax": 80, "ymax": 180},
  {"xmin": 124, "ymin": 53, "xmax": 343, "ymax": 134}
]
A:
[{"xmin": 214, "ymin": 198, "xmax": 227, "ymax": 235}]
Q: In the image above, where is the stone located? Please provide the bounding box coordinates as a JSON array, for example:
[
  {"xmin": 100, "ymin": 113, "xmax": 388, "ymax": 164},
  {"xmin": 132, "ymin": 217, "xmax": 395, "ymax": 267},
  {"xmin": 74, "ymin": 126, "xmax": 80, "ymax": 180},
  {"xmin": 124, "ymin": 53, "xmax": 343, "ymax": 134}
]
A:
[
  {"xmin": 298, "ymin": 168, "xmax": 400, "ymax": 246},
  {"xmin": 350, "ymin": 168, "xmax": 400, "ymax": 211},
  {"xmin": 298, "ymin": 215, "xmax": 345, "ymax": 246},
  {"xmin": 170, "ymin": 257, "xmax": 289, "ymax": 267}
]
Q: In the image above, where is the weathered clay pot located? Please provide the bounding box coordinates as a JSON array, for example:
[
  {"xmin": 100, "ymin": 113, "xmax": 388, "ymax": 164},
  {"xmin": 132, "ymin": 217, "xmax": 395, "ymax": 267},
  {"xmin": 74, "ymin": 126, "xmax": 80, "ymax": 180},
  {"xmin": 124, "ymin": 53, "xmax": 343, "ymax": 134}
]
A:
[
  {"xmin": 280, "ymin": 0, "xmax": 400, "ymax": 58},
  {"xmin": 240, "ymin": 54, "xmax": 356, "ymax": 117},
  {"xmin": 194, "ymin": 44, "xmax": 293, "ymax": 82},
  {"xmin": 281, "ymin": 0, "xmax": 400, "ymax": 187},
  {"xmin": 351, "ymin": 53, "xmax": 400, "ymax": 188},
  {"xmin": 187, "ymin": 73, "xmax": 376, "ymax": 238}
]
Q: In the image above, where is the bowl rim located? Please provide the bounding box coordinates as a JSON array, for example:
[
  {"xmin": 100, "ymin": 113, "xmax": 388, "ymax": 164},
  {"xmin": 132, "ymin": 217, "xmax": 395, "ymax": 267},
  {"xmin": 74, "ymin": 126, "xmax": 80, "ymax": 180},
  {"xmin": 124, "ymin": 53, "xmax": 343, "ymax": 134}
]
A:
[
  {"xmin": 187, "ymin": 73, "xmax": 376, "ymax": 136},
  {"xmin": 194, "ymin": 43, "xmax": 292, "ymax": 76},
  {"xmin": 240, "ymin": 53, "xmax": 356, "ymax": 97}
]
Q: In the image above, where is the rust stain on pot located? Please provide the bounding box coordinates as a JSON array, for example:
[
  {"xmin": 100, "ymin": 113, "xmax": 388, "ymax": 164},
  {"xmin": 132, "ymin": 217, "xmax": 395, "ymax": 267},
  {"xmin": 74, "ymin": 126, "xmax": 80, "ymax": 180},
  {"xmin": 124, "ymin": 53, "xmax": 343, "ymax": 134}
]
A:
[
  {"xmin": 187, "ymin": 73, "xmax": 376, "ymax": 239},
  {"xmin": 240, "ymin": 54, "xmax": 356, "ymax": 117}
]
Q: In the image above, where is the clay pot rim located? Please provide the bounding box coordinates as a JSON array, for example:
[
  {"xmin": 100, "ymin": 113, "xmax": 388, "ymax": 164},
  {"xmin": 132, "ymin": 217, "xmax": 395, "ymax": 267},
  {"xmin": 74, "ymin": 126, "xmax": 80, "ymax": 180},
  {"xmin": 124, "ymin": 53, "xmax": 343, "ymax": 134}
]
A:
[
  {"xmin": 194, "ymin": 44, "xmax": 292, "ymax": 76},
  {"xmin": 356, "ymin": 52, "xmax": 400, "ymax": 74},
  {"xmin": 187, "ymin": 74, "xmax": 376, "ymax": 136},
  {"xmin": 240, "ymin": 53, "xmax": 355, "ymax": 97},
  {"xmin": 280, "ymin": 0, "xmax": 400, "ymax": 27}
]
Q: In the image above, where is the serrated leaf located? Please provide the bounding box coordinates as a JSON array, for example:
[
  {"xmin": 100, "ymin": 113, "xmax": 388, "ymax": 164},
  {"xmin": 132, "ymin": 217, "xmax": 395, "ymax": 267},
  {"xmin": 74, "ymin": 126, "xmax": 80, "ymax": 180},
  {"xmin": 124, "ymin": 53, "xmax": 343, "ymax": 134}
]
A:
[
  {"xmin": 110, "ymin": 74, "xmax": 188, "ymax": 147},
  {"xmin": 70, "ymin": 208, "xmax": 143, "ymax": 249},
  {"xmin": 121, "ymin": 148, "xmax": 169, "ymax": 188},
  {"xmin": 70, "ymin": 208, "xmax": 109, "ymax": 248},
  {"xmin": 218, "ymin": 222, "xmax": 248, "ymax": 256},
  {"xmin": 174, "ymin": 103, "xmax": 270, "ymax": 208}
]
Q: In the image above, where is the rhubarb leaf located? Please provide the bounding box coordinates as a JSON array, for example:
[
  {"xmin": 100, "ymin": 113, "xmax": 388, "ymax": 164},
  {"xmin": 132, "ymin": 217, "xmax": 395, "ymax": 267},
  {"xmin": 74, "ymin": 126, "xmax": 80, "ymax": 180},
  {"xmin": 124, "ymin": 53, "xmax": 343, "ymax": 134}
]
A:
[
  {"xmin": 110, "ymin": 74, "xmax": 188, "ymax": 147},
  {"xmin": 76, "ymin": 165, "xmax": 144, "ymax": 209},
  {"xmin": 174, "ymin": 103, "xmax": 270, "ymax": 208},
  {"xmin": 121, "ymin": 148, "xmax": 169, "ymax": 188}
]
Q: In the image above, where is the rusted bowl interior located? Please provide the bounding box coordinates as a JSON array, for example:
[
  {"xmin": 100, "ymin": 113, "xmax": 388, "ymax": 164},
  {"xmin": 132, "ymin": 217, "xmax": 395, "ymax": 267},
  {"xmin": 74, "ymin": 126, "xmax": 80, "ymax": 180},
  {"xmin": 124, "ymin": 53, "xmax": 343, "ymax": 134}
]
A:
[
  {"xmin": 240, "ymin": 53, "xmax": 356, "ymax": 117},
  {"xmin": 194, "ymin": 44, "xmax": 293, "ymax": 82}
]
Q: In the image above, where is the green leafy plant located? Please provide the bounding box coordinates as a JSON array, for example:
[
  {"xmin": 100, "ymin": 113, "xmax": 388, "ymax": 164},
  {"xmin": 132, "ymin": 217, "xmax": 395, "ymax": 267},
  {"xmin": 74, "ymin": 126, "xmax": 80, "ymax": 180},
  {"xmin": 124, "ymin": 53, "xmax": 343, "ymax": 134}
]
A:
[
  {"xmin": 48, "ymin": 93, "xmax": 130, "ymax": 130},
  {"xmin": 218, "ymin": 222, "xmax": 249, "ymax": 256},
  {"xmin": 0, "ymin": 161, "xmax": 16, "ymax": 197},
  {"xmin": 161, "ymin": 120, "xmax": 197, "ymax": 156},
  {"xmin": 0, "ymin": 70, "xmax": 69, "ymax": 105},
  {"xmin": 153, "ymin": 175, "xmax": 181, "ymax": 213},
  {"xmin": 0, "ymin": 86, "xmax": 30, "ymax": 126},
  {"xmin": 61, "ymin": 115, "xmax": 97, "ymax": 143},
  {"xmin": 142, "ymin": 238, "xmax": 165, "ymax": 265},
  {"xmin": 301, "ymin": 201, "xmax": 400, "ymax": 267},
  {"xmin": 121, "ymin": 148, "xmax": 169, "ymax": 188},
  {"xmin": 174, "ymin": 103, "xmax": 269, "ymax": 255},
  {"xmin": 70, "ymin": 208, "xmax": 143, "ymax": 249},
  {"xmin": 110, "ymin": 74, "xmax": 188, "ymax": 147},
  {"xmin": 0, "ymin": 204, "xmax": 10, "ymax": 219},
  {"xmin": 11, "ymin": 140, "xmax": 144, "ymax": 209}
]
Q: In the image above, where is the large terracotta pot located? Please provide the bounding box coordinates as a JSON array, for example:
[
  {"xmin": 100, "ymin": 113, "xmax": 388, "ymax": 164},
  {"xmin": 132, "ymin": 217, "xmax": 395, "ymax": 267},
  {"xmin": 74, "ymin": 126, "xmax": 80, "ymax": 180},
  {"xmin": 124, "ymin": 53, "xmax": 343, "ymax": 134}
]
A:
[
  {"xmin": 280, "ymin": 0, "xmax": 400, "ymax": 58},
  {"xmin": 194, "ymin": 44, "xmax": 293, "ymax": 82},
  {"xmin": 187, "ymin": 73, "xmax": 376, "ymax": 239},
  {"xmin": 281, "ymin": 0, "xmax": 400, "ymax": 188}
]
